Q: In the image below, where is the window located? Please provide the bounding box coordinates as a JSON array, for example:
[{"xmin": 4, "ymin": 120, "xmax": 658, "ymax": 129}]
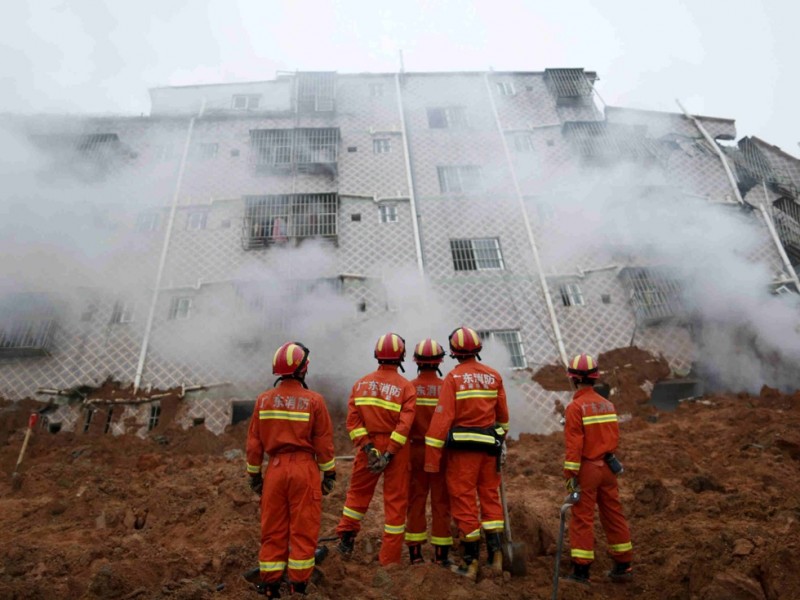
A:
[
  {"xmin": 243, "ymin": 193, "xmax": 338, "ymax": 249},
  {"xmin": 250, "ymin": 128, "xmax": 340, "ymax": 172},
  {"xmin": 427, "ymin": 107, "xmax": 468, "ymax": 129},
  {"xmin": 511, "ymin": 132, "xmax": 535, "ymax": 153},
  {"xmin": 477, "ymin": 329, "xmax": 526, "ymax": 368},
  {"xmin": 136, "ymin": 212, "xmax": 159, "ymax": 233},
  {"xmin": 437, "ymin": 166, "xmax": 482, "ymax": 193},
  {"xmin": 379, "ymin": 204, "xmax": 398, "ymax": 223},
  {"xmin": 496, "ymin": 81, "xmax": 515, "ymax": 96},
  {"xmin": 544, "ymin": 68, "xmax": 594, "ymax": 106},
  {"xmin": 83, "ymin": 409, "xmax": 94, "ymax": 434},
  {"xmin": 232, "ymin": 94, "xmax": 261, "ymax": 110},
  {"xmin": 351, "ymin": 213, "xmax": 361, "ymax": 222},
  {"xmin": 186, "ymin": 211, "xmax": 207, "ymax": 231},
  {"xmin": 373, "ymin": 139, "xmax": 391, "ymax": 154},
  {"xmin": 197, "ymin": 143, "xmax": 218, "ymax": 160},
  {"xmin": 297, "ymin": 72, "xmax": 336, "ymax": 112},
  {"xmin": 450, "ymin": 238, "xmax": 504, "ymax": 271},
  {"xmin": 559, "ymin": 283, "xmax": 585, "ymax": 307},
  {"xmin": 601, "ymin": 294, "xmax": 612, "ymax": 304},
  {"xmin": 620, "ymin": 267, "xmax": 683, "ymax": 324},
  {"xmin": 104, "ymin": 408, "xmax": 114, "ymax": 434},
  {"xmin": 369, "ymin": 83, "xmax": 384, "ymax": 97},
  {"xmin": 168, "ymin": 297, "xmax": 192, "ymax": 320},
  {"xmin": 110, "ymin": 301, "xmax": 134, "ymax": 324},
  {"xmin": 0, "ymin": 293, "xmax": 57, "ymax": 357},
  {"xmin": 148, "ymin": 403, "xmax": 161, "ymax": 431}
]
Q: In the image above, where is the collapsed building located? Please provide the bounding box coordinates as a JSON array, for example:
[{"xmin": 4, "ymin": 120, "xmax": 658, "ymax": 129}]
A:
[{"xmin": 1, "ymin": 68, "xmax": 798, "ymax": 436}]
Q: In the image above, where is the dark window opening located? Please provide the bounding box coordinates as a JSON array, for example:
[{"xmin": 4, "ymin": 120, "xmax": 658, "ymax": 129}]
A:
[
  {"xmin": 231, "ymin": 401, "xmax": 256, "ymax": 425},
  {"xmin": 242, "ymin": 193, "xmax": 338, "ymax": 249},
  {"xmin": 104, "ymin": 408, "xmax": 114, "ymax": 434},
  {"xmin": 351, "ymin": 213, "xmax": 361, "ymax": 222},
  {"xmin": 148, "ymin": 404, "xmax": 161, "ymax": 431},
  {"xmin": 83, "ymin": 409, "xmax": 94, "ymax": 434},
  {"xmin": 559, "ymin": 283, "xmax": 585, "ymax": 307},
  {"xmin": 601, "ymin": 294, "xmax": 611, "ymax": 304}
]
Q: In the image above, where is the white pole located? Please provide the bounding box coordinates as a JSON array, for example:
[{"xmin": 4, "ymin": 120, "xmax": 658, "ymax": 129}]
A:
[{"xmin": 483, "ymin": 73, "xmax": 568, "ymax": 366}]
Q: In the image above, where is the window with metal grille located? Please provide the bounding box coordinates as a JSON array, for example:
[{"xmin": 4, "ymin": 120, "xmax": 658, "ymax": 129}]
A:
[
  {"xmin": 148, "ymin": 403, "xmax": 161, "ymax": 431},
  {"xmin": 83, "ymin": 409, "xmax": 94, "ymax": 434},
  {"xmin": 496, "ymin": 81, "xmax": 515, "ymax": 96},
  {"xmin": 620, "ymin": 267, "xmax": 683, "ymax": 324},
  {"xmin": 772, "ymin": 198, "xmax": 800, "ymax": 267},
  {"xmin": 197, "ymin": 143, "xmax": 218, "ymax": 159},
  {"xmin": 427, "ymin": 106, "xmax": 468, "ymax": 129},
  {"xmin": 379, "ymin": 204, "xmax": 398, "ymax": 223},
  {"xmin": 0, "ymin": 294, "xmax": 57, "ymax": 357},
  {"xmin": 477, "ymin": 329, "xmax": 527, "ymax": 368},
  {"xmin": 249, "ymin": 128, "xmax": 340, "ymax": 171},
  {"xmin": 559, "ymin": 283, "xmax": 585, "ymax": 306},
  {"xmin": 242, "ymin": 194, "xmax": 338, "ymax": 249},
  {"xmin": 544, "ymin": 68, "xmax": 594, "ymax": 105},
  {"xmin": 450, "ymin": 238, "xmax": 504, "ymax": 271},
  {"xmin": 136, "ymin": 212, "xmax": 159, "ymax": 233},
  {"xmin": 373, "ymin": 138, "xmax": 391, "ymax": 154},
  {"xmin": 186, "ymin": 211, "xmax": 207, "ymax": 231},
  {"xmin": 369, "ymin": 83, "xmax": 384, "ymax": 97},
  {"xmin": 297, "ymin": 72, "xmax": 336, "ymax": 112},
  {"xmin": 511, "ymin": 132, "xmax": 535, "ymax": 153},
  {"xmin": 232, "ymin": 94, "xmax": 261, "ymax": 110},
  {"xmin": 168, "ymin": 297, "xmax": 192, "ymax": 320},
  {"xmin": 110, "ymin": 301, "xmax": 134, "ymax": 324},
  {"xmin": 437, "ymin": 166, "xmax": 483, "ymax": 193}
]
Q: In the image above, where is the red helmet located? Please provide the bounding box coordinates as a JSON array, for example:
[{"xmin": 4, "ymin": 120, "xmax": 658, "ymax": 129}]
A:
[
  {"xmin": 567, "ymin": 353, "xmax": 599, "ymax": 380},
  {"xmin": 449, "ymin": 326, "xmax": 482, "ymax": 358},
  {"xmin": 413, "ymin": 338, "xmax": 445, "ymax": 366},
  {"xmin": 374, "ymin": 333, "xmax": 405, "ymax": 363},
  {"xmin": 273, "ymin": 342, "xmax": 310, "ymax": 377}
]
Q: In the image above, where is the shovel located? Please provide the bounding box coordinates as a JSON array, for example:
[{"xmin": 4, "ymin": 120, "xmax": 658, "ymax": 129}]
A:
[
  {"xmin": 551, "ymin": 491, "xmax": 581, "ymax": 600},
  {"xmin": 499, "ymin": 472, "xmax": 528, "ymax": 576},
  {"xmin": 11, "ymin": 414, "xmax": 38, "ymax": 489}
]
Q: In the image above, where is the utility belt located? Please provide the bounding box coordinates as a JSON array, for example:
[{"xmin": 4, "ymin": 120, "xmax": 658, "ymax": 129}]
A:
[{"xmin": 445, "ymin": 425, "xmax": 505, "ymax": 456}]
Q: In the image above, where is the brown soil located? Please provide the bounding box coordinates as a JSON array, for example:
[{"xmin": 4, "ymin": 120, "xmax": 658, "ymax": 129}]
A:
[{"xmin": 2, "ymin": 387, "xmax": 800, "ymax": 599}]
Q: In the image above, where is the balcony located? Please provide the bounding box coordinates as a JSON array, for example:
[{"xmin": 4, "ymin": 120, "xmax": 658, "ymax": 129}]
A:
[
  {"xmin": 242, "ymin": 193, "xmax": 339, "ymax": 250},
  {"xmin": 250, "ymin": 128, "xmax": 340, "ymax": 176}
]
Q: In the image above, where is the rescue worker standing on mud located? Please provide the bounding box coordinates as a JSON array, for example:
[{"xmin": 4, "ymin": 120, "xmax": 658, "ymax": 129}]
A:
[
  {"xmin": 336, "ymin": 333, "xmax": 417, "ymax": 565},
  {"xmin": 562, "ymin": 353, "xmax": 633, "ymax": 584},
  {"xmin": 405, "ymin": 338, "xmax": 453, "ymax": 566},
  {"xmin": 424, "ymin": 326, "xmax": 510, "ymax": 581},
  {"xmin": 246, "ymin": 342, "xmax": 336, "ymax": 598}
]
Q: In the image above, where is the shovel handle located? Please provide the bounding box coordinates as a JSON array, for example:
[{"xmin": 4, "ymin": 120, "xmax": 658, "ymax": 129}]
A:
[
  {"xmin": 499, "ymin": 473, "xmax": 513, "ymax": 544},
  {"xmin": 14, "ymin": 426, "xmax": 34, "ymax": 470}
]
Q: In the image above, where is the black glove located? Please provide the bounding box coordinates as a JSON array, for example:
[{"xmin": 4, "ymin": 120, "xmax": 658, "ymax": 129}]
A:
[
  {"xmin": 322, "ymin": 471, "xmax": 336, "ymax": 496},
  {"xmin": 250, "ymin": 473, "xmax": 263, "ymax": 496},
  {"xmin": 368, "ymin": 451, "xmax": 393, "ymax": 474},
  {"xmin": 565, "ymin": 477, "xmax": 579, "ymax": 494}
]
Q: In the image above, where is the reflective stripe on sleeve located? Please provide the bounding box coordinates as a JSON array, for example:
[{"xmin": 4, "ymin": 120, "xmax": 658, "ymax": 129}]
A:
[
  {"xmin": 582, "ymin": 414, "xmax": 618, "ymax": 426},
  {"xmin": 390, "ymin": 431, "xmax": 408, "ymax": 445},
  {"xmin": 318, "ymin": 458, "xmax": 335, "ymax": 471},
  {"xmin": 455, "ymin": 389, "xmax": 499, "ymax": 400},
  {"xmin": 464, "ymin": 529, "xmax": 481, "ymax": 541},
  {"xmin": 416, "ymin": 397, "xmax": 438, "ymax": 406},
  {"xmin": 354, "ymin": 397, "xmax": 401, "ymax": 412},
  {"xmin": 570, "ymin": 548, "xmax": 595, "ymax": 560},
  {"xmin": 246, "ymin": 463, "xmax": 261, "ymax": 474},
  {"xmin": 425, "ymin": 436, "xmax": 445, "ymax": 448},
  {"xmin": 564, "ymin": 461, "xmax": 581, "ymax": 471},
  {"xmin": 349, "ymin": 427, "xmax": 368, "ymax": 440},
  {"xmin": 451, "ymin": 431, "xmax": 495, "ymax": 445},
  {"xmin": 259, "ymin": 410, "xmax": 310, "ymax": 422},
  {"xmin": 497, "ymin": 422, "xmax": 510, "ymax": 431}
]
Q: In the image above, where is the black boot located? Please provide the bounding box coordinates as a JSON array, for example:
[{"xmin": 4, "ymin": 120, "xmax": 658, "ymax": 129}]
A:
[
  {"xmin": 433, "ymin": 544, "xmax": 452, "ymax": 567},
  {"xmin": 608, "ymin": 561, "xmax": 633, "ymax": 582},
  {"xmin": 408, "ymin": 543, "xmax": 424, "ymax": 565},
  {"xmin": 336, "ymin": 531, "xmax": 355, "ymax": 556},
  {"xmin": 255, "ymin": 581, "xmax": 282, "ymax": 597},
  {"xmin": 485, "ymin": 532, "xmax": 504, "ymax": 573},
  {"xmin": 451, "ymin": 540, "xmax": 480, "ymax": 581},
  {"xmin": 289, "ymin": 580, "xmax": 307, "ymax": 595},
  {"xmin": 565, "ymin": 562, "xmax": 591, "ymax": 584}
]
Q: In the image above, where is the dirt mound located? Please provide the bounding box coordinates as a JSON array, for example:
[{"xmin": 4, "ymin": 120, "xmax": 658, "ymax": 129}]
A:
[{"xmin": 1, "ymin": 390, "xmax": 800, "ymax": 599}]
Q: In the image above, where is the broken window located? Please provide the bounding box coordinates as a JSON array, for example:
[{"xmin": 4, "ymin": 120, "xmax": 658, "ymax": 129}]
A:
[
  {"xmin": 369, "ymin": 83, "xmax": 384, "ymax": 97},
  {"xmin": 148, "ymin": 403, "xmax": 161, "ymax": 431},
  {"xmin": 242, "ymin": 193, "xmax": 338, "ymax": 249},
  {"xmin": 232, "ymin": 94, "xmax": 261, "ymax": 110},
  {"xmin": 496, "ymin": 81, "xmax": 515, "ymax": 96},
  {"xmin": 297, "ymin": 72, "xmax": 336, "ymax": 112},
  {"xmin": 477, "ymin": 329, "xmax": 526, "ymax": 368},
  {"xmin": 559, "ymin": 283, "xmax": 585, "ymax": 307},
  {"xmin": 186, "ymin": 211, "xmax": 208, "ymax": 231},
  {"xmin": 427, "ymin": 107, "xmax": 468, "ymax": 129},
  {"xmin": 450, "ymin": 238, "xmax": 504, "ymax": 271},
  {"xmin": 544, "ymin": 68, "xmax": 594, "ymax": 106},
  {"xmin": 379, "ymin": 204, "xmax": 398, "ymax": 223},
  {"xmin": 620, "ymin": 267, "xmax": 683, "ymax": 324},
  {"xmin": 110, "ymin": 301, "xmax": 134, "ymax": 325},
  {"xmin": 373, "ymin": 139, "xmax": 391, "ymax": 154},
  {"xmin": 772, "ymin": 198, "xmax": 800, "ymax": 267},
  {"xmin": 168, "ymin": 297, "xmax": 192, "ymax": 320},
  {"xmin": 0, "ymin": 293, "xmax": 57, "ymax": 357},
  {"xmin": 250, "ymin": 128, "xmax": 340, "ymax": 174},
  {"xmin": 437, "ymin": 166, "xmax": 483, "ymax": 193},
  {"xmin": 511, "ymin": 132, "xmax": 535, "ymax": 153}
]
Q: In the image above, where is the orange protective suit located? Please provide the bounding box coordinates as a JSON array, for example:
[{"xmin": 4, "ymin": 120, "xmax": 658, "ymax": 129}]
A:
[
  {"xmin": 336, "ymin": 364, "xmax": 416, "ymax": 565},
  {"xmin": 405, "ymin": 370, "xmax": 452, "ymax": 548},
  {"xmin": 563, "ymin": 386, "xmax": 633, "ymax": 565},
  {"xmin": 246, "ymin": 378, "xmax": 335, "ymax": 584},
  {"xmin": 424, "ymin": 357, "xmax": 509, "ymax": 541}
]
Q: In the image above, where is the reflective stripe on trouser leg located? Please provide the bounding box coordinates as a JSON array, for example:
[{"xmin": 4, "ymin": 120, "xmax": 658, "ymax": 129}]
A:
[
  {"xmin": 260, "ymin": 461, "xmax": 290, "ymax": 582},
  {"xmin": 379, "ymin": 443, "xmax": 410, "ymax": 566},
  {"xmin": 286, "ymin": 457, "xmax": 322, "ymax": 583},
  {"xmin": 430, "ymin": 466, "xmax": 452, "ymax": 545},
  {"xmin": 287, "ymin": 556, "xmax": 315, "ymax": 583},
  {"xmin": 445, "ymin": 451, "xmax": 482, "ymax": 543},
  {"xmin": 597, "ymin": 469, "xmax": 634, "ymax": 563},
  {"xmin": 335, "ymin": 451, "xmax": 381, "ymax": 537},
  {"xmin": 405, "ymin": 450, "xmax": 430, "ymax": 545},
  {"xmin": 569, "ymin": 460, "xmax": 601, "ymax": 565},
  {"xmin": 477, "ymin": 453, "xmax": 503, "ymax": 534}
]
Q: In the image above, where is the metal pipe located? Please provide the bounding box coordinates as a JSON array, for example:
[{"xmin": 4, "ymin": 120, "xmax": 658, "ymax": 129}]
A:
[
  {"xmin": 483, "ymin": 73, "xmax": 568, "ymax": 366},
  {"xmin": 133, "ymin": 111, "xmax": 199, "ymax": 392},
  {"xmin": 394, "ymin": 73, "xmax": 425, "ymax": 275},
  {"xmin": 676, "ymin": 100, "xmax": 743, "ymax": 205},
  {"xmin": 758, "ymin": 184, "xmax": 800, "ymax": 290}
]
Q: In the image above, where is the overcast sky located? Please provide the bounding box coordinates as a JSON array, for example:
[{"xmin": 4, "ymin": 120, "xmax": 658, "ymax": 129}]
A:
[{"xmin": 2, "ymin": 0, "xmax": 797, "ymax": 153}]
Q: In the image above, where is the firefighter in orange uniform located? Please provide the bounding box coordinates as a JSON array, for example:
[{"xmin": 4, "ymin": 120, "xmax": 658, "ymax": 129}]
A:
[
  {"xmin": 246, "ymin": 342, "xmax": 336, "ymax": 598},
  {"xmin": 405, "ymin": 338, "xmax": 453, "ymax": 566},
  {"xmin": 336, "ymin": 333, "xmax": 417, "ymax": 565},
  {"xmin": 563, "ymin": 353, "xmax": 633, "ymax": 584},
  {"xmin": 425, "ymin": 326, "xmax": 509, "ymax": 581}
]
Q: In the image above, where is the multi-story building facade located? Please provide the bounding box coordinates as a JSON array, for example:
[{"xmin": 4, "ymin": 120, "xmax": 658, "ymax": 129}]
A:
[{"xmin": 1, "ymin": 69, "xmax": 798, "ymax": 436}]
